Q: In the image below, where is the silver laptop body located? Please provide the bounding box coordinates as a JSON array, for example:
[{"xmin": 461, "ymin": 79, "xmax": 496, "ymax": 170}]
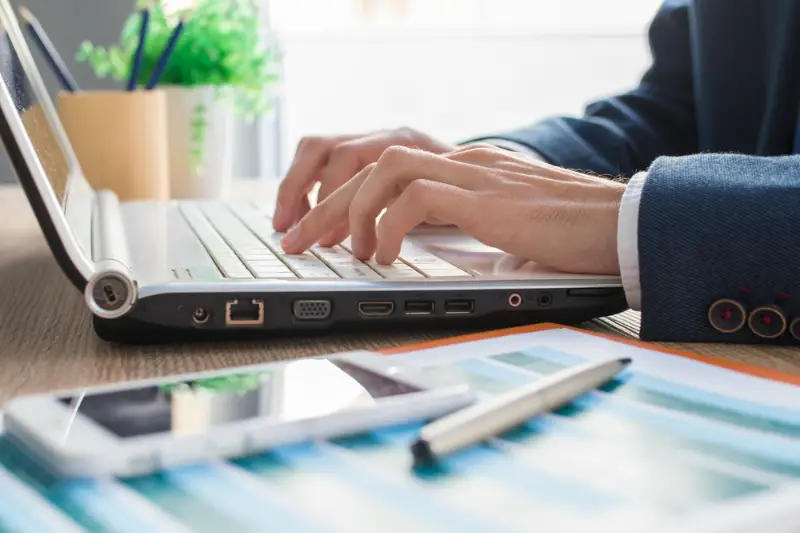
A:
[{"xmin": 0, "ymin": 2, "xmax": 626, "ymax": 343}]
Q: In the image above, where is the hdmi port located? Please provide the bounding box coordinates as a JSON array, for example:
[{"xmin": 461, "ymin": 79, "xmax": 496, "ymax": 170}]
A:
[{"xmin": 358, "ymin": 301, "xmax": 395, "ymax": 317}]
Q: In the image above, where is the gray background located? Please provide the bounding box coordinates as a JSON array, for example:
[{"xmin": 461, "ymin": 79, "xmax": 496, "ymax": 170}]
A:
[{"xmin": 0, "ymin": 0, "xmax": 260, "ymax": 183}]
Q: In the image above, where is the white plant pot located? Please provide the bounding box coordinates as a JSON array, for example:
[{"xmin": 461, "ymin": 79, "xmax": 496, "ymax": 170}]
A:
[{"xmin": 165, "ymin": 86, "xmax": 234, "ymax": 199}]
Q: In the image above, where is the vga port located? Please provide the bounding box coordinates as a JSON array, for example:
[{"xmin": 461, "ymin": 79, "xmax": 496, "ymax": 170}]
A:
[{"xmin": 293, "ymin": 300, "xmax": 332, "ymax": 320}]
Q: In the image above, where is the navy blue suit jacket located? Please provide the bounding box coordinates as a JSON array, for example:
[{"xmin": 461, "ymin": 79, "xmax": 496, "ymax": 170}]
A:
[{"xmin": 477, "ymin": 0, "xmax": 800, "ymax": 343}]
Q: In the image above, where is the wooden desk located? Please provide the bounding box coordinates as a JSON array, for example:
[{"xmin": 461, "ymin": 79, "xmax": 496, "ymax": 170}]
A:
[{"xmin": 1, "ymin": 182, "xmax": 798, "ymax": 404}]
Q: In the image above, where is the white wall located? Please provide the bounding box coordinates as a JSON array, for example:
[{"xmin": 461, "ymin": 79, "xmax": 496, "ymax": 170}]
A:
[
  {"xmin": 263, "ymin": 0, "xmax": 659, "ymax": 176},
  {"xmin": 270, "ymin": 29, "xmax": 651, "ymax": 175}
]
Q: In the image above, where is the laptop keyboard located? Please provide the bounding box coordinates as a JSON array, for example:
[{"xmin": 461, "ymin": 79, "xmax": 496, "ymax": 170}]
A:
[{"xmin": 179, "ymin": 201, "xmax": 472, "ymax": 281}]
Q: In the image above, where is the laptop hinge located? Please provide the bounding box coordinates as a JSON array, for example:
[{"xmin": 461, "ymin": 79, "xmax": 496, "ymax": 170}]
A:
[{"xmin": 84, "ymin": 190, "xmax": 138, "ymax": 319}]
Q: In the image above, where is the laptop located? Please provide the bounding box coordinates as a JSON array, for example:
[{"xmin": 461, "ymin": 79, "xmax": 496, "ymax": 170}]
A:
[{"xmin": 0, "ymin": 2, "xmax": 627, "ymax": 344}]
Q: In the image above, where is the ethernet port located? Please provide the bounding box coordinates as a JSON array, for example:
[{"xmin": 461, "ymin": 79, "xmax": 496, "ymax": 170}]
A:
[{"xmin": 225, "ymin": 299, "xmax": 265, "ymax": 326}]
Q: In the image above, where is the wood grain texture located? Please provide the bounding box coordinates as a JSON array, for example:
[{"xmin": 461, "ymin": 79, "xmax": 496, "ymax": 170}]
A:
[{"xmin": 0, "ymin": 182, "xmax": 798, "ymax": 404}]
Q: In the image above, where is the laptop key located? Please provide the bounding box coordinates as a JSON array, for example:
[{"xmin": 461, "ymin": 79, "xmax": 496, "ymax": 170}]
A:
[
  {"xmin": 180, "ymin": 203, "xmax": 253, "ymax": 279},
  {"xmin": 330, "ymin": 263, "xmax": 382, "ymax": 280},
  {"xmin": 366, "ymin": 261, "xmax": 426, "ymax": 279},
  {"xmin": 294, "ymin": 266, "xmax": 341, "ymax": 279},
  {"xmin": 422, "ymin": 269, "xmax": 473, "ymax": 278}
]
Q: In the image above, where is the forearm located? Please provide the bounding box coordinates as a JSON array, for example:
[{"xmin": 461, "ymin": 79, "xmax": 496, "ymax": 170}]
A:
[{"xmin": 633, "ymin": 154, "xmax": 800, "ymax": 343}]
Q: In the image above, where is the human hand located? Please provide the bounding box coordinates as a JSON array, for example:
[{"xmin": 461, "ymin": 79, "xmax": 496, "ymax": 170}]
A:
[
  {"xmin": 272, "ymin": 128, "xmax": 455, "ymax": 238},
  {"xmin": 280, "ymin": 144, "xmax": 625, "ymax": 275}
]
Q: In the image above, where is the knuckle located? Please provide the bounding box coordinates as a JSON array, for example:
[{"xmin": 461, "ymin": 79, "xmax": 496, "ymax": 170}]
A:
[
  {"xmin": 392, "ymin": 126, "xmax": 420, "ymax": 141},
  {"xmin": 470, "ymin": 146, "xmax": 499, "ymax": 159},
  {"xmin": 329, "ymin": 141, "xmax": 359, "ymax": 163},
  {"xmin": 468, "ymin": 142, "xmax": 497, "ymax": 152},
  {"xmin": 449, "ymin": 144, "xmax": 494, "ymax": 161},
  {"xmin": 299, "ymin": 135, "xmax": 327, "ymax": 152},
  {"xmin": 404, "ymin": 179, "xmax": 432, "ymax": 202},
  {"xmin": 378, "ymin": 145, "xmax": 415, "ymax": 166}
]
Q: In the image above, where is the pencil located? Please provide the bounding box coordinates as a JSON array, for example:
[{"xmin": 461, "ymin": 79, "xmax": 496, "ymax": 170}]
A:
[
  {"xmin": 144, "ymin": 17, "xmax": 185, "ymax": 90},
  {"xmin": 127, "ymin": 2, "xmax": 152, "ymax": 91},
  {"xmin": 19, "ymin": 6, "xmax": 80, "ymax": 92}
]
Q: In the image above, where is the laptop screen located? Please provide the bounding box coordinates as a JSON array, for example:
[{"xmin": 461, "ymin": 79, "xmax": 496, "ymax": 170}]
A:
[
  {"xmin": 0, "ymin": 0, "xmax": 95, "ymax": 278},
  {"xmin": 1, "ymin": 33, "xmax": 72, "ymax": 203}
]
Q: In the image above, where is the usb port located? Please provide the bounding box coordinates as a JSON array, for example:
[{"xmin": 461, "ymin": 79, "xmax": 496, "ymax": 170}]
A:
[
  {"xmin": 404, "ymin": 300, "xmax": 434, "ymax": 315},
  {"xmin": 358, "ymin": 301, "xmax": 395, "ymax": 317},
  {"xmin": 444, "ymin": 299, "xmax": 474, "ymax": 315}
]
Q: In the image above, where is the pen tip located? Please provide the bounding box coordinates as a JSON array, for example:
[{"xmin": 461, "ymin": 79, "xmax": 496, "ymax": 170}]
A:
[
  {"xmin": 410, "ymin": 438, "xmax": 436, "ymax": 467},
  {"xmin": 620, "ymin": 357, "xmax": 633, "ymax": 366},
  {"xmin": 18, "ymin": 5, "xmax": 32, "ymax": 20}
]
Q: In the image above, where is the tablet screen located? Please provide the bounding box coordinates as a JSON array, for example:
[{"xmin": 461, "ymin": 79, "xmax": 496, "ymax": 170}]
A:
[{"xmin": 58, "ymin": 359, "xmax": 421, "ymax": 438}]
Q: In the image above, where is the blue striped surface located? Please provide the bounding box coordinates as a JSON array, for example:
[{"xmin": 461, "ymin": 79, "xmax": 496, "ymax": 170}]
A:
[{"xmin": 0, "ymin": 345, "xmax": 798, "ymax": 532}]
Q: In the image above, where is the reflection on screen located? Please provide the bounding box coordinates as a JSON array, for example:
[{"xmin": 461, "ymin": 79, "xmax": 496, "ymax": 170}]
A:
[
  {"xmin": 59, "ymin": 359, "xmax": 421, "ymax": 438},
  {"xmin": 0, "ymin": 20, "xmax": 71, "ymax": 202}
]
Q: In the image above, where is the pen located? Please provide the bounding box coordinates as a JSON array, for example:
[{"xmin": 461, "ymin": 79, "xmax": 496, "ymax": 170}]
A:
[
  {"xmin": 127, "ymin": 1, "xmax": 152, "ymax": 91},
  {"xmin": 19, "ymin": 6, "xmax": 80, "ymax": 92},
  {"xmin": 410, "ymin": 356, "xmax": 632, "ymax": 464},
  {"xmin": 144, "ymin": 16, "xmax": 185, "ymax": 90}
]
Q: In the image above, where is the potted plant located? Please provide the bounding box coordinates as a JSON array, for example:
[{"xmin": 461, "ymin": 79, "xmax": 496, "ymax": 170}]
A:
[{"xmin": 77, "ymin": 0, "xmax": 281, "ymax": 198}]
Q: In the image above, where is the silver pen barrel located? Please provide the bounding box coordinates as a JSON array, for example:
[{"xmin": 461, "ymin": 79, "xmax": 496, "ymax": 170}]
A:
[{"xmin": 414, "ymin": 357, "xmax": 630, "ymax": 462}]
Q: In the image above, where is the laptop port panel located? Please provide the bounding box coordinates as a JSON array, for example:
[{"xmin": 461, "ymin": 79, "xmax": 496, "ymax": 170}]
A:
[{"xmin": 112, "ymin": 287, "xmax": 628, "ymax": 343}]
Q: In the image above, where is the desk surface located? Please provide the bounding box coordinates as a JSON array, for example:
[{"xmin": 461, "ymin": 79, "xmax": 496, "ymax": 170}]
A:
[{"xmin": 1, "ymin": 181, "xmax": 799, "ymax": 404}]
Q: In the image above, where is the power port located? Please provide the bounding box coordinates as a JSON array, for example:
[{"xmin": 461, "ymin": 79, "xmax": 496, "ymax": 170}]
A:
[
  {"xmin": 225, "ymin": 299, "xmax": 265, "ymax": 326},
  {"xmin": 537, "ymin": 293, "xmax": 552, "ymax": 307},
  {"xmin": 508, "ymin": 293, "xmax": 523, "ymax": 308},
  {"xmin": 192, "ymin": 307, "xmax": 211, "ymax": 325}
]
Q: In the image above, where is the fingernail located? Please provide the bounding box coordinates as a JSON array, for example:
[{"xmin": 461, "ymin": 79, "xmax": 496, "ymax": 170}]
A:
[
  {"xmin": 375, "ymin": 250, "xmax": 395, "ymax": 266},
  {"xmin": 281, "ymin": 231, "xmax": 297, "ymax": 250}
]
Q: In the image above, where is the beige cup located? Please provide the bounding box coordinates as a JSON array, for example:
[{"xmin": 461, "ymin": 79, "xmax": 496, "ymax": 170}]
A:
[{"xmin": 57, "ymin": 90, "xmax": 170, "ymax": 201}]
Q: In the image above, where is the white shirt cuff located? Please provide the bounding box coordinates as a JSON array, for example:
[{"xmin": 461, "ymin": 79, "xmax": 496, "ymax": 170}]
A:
[
  {"xmin": 617, "ymin": 171, "xmax": 647, "ymax": 310},
  {"xmin": 469, "ymin": 138, "xmax": 544, "ymax": 160}
]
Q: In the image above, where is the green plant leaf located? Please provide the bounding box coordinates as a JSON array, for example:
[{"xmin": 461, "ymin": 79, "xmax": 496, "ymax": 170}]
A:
[{"xmin": 76, "ymin": 0, "xmax": 280, "ymax": 173}]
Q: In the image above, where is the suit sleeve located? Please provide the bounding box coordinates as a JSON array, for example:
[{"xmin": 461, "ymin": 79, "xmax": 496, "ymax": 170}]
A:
[
  {"xmin": 637, "ymin": 154, "xmax": 800, "ymax": 344},
  {"xmin": 468, "ymin": 0, "xmax": 697, "ymax": 178}
]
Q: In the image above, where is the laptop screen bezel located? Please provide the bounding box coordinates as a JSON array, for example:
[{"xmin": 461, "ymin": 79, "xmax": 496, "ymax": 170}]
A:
[{"xmin": 0, "ymin": 0, "xmax": 96, "ymax": 289}]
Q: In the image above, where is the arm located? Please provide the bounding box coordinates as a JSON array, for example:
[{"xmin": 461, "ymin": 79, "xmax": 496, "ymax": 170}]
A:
[
  {"xmin": 633, "ymin": 154, "xmax": 800, "ymax": 343},
  {"xmin": 469, "ymin": 0, "xmax": 697, "ymax": 178}
]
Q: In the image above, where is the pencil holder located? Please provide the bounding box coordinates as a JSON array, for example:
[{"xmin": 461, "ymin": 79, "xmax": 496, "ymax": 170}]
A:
[{"xmin": 57, "ymin": 90, "xmax": 170, "ymax": 201}]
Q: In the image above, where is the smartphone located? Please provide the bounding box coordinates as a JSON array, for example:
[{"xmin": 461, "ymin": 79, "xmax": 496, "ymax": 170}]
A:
[{"xmin": 3, "ymin": 351, "xmax": 474, "ymax": 478}]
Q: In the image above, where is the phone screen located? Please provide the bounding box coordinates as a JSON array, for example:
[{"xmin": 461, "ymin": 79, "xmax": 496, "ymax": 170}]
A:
[{"xmin": 58, "ymin": 359, "xmax": 421, "ymax": 438}]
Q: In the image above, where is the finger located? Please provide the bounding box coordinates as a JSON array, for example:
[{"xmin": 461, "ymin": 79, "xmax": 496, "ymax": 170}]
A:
[
  {"xmin": 318, "ymin": 222, "xmax": 350, "ymax": 248},
  {"xmin": 374, "ymin": 180, "xmax": 478, "ymax": 264},
  {"xmin": 349, "ymin": 147, "xmax": 494, "ymax": 259},
  {"xmin": 274, "ymin": 135, "xmax": 356, "ymax": 231},
  {"xmin": 316, "ymin": 139, "xmax": 368, "ymax": 204},
  {"xmin": 295, "ymin": 195, "xmax": 311, "ymax": 226},
  {"xmin": 280, "ymin": 163, "xmax": 375, "ymax": 254}
]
